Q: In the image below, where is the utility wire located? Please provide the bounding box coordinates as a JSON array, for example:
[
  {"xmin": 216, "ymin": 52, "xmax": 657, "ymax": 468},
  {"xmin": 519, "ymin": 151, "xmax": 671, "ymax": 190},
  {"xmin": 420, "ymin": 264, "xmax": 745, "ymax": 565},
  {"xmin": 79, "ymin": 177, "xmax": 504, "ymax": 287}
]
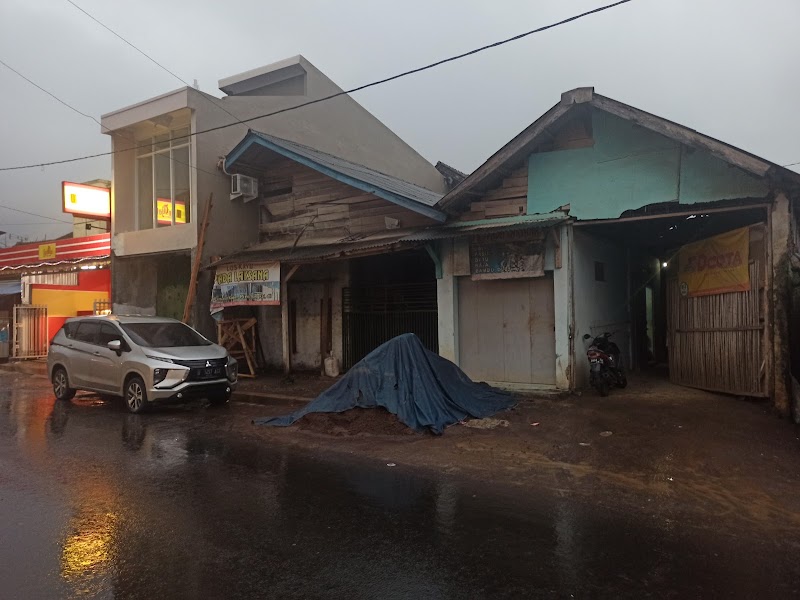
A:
[
  {"xmin": 0, "ymin": 59, "xmax": 219, "ymax": 178},
  {"xmin": 0, "ymin": 204, "xmax": 73, "ymax": 225},
  {"xmin": 65, "ymin": 0, "xmax": 256, "ymax": 131},
  {"xmin": 1, "ymin": 0, "xmax": 636, "ymax": 172}
]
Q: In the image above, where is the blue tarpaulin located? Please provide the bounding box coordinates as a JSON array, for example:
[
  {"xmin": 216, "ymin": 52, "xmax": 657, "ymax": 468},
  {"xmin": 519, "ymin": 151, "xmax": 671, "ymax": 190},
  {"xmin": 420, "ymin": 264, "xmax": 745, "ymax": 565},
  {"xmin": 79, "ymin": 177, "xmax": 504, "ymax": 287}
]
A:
[{"xmin": 255, "ymin": 333, "xmax": 516, "ymax": 435}]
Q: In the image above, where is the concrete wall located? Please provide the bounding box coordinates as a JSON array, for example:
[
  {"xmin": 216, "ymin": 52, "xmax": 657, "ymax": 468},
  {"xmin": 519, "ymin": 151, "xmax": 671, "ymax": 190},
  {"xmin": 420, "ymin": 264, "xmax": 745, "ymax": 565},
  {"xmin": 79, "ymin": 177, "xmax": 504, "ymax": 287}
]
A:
[
  {"xmin": 528, "ymin": 110, "xmax": 770, "ymax": 219},
  {"xmin": 553, "ymin": 224, "xmax": 573, "ymax": 390},
  {"xmin": 257, "ymin": 261, "xmax": 349, "ymax": 371},
  {"xmin": 111, "ymin": 254, "xmax": 158, "ymax": 316},
  {"xmin": 572, "ymin": 228, "xmax": 631, "ymax": 389}
]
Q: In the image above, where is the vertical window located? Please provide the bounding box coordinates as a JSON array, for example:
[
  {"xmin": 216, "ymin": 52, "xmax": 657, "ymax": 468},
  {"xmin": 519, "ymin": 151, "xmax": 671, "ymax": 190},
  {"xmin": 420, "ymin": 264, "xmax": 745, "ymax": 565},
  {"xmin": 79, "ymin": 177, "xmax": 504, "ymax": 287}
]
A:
[{"xmin": 135, "ymin": 126, "xmax": 192, "ymax": 230}]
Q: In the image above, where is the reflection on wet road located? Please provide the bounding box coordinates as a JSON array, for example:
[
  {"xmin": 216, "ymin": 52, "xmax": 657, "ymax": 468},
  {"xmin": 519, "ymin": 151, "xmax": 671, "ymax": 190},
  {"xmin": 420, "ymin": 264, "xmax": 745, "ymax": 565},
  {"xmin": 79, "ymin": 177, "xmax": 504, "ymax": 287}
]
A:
[{"xmin": 1, "ymin": 375, "xmax": 798, "ymax": 599}]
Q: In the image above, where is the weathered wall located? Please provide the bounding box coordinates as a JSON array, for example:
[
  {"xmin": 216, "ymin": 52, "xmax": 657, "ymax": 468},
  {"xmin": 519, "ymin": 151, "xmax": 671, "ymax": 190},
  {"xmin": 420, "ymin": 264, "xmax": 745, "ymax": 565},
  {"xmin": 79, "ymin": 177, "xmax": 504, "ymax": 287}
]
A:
[
  {"xmin": 436, "ymin": 240, "xmax": 459, "ymax": 364},
  {"xmin": 111, "ymin": 254, "xmax": 158, "ymax": 316},
  {"xmin": 257, "ymin": 261, "xmax": 348, "ymax": 371},
  {"xmin": 553, "ymin": 224, "xmax": 573, "ymax": 390},
  {"xmin": 572, "ymin": 228, "xmax": 631, "ymax": 389},
  {"xmin": 255, "ymin": 158, "xmax": 438, "ymax": 240},
  {"xmin": 528, "ymin": 110, "xmax": 769, "ymax": 219}
]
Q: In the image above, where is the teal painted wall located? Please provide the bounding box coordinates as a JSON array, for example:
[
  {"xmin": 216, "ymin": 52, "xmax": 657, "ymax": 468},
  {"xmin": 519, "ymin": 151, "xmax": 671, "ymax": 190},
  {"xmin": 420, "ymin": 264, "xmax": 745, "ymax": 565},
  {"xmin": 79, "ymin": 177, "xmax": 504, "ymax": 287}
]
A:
[{"xmin": 528, "ymin": 111, "xmax": 769, "ymax": 219}]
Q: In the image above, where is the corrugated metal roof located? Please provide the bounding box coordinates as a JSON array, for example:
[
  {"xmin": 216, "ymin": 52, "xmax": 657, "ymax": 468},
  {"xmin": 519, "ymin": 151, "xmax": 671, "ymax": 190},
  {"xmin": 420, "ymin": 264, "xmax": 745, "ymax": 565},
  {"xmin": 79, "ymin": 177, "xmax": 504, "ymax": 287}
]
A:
[
  {"xmin": 211, "ymin": 215, "xmax": 566, "ymax": 266},
  {"xmin": 404, "ymin": 214, "xmax": 567, "ymax": 241},
  {"xmin": 212, "ymin": 231, "xmax": 415, "ymax": 266},
  {"xmin": 227, "ymin": 131, "xmax": 444, "ymax": 213}
]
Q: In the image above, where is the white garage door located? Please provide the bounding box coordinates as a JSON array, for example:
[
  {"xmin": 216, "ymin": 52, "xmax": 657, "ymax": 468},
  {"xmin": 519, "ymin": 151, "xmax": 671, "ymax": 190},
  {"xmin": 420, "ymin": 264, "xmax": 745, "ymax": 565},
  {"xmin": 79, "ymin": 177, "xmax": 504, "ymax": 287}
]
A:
[{"xmin": 458, "ymin": 275, "xmax": 556, "ymax": 385}]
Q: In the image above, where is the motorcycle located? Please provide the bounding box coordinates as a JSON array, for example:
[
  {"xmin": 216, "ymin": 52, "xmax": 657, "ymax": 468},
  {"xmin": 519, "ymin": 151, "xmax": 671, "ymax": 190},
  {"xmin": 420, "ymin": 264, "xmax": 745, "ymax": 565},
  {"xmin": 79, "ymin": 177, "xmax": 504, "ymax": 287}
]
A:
[{"xmin": 582, "ymin": 332, "xmax": 627, "ymax": 396}]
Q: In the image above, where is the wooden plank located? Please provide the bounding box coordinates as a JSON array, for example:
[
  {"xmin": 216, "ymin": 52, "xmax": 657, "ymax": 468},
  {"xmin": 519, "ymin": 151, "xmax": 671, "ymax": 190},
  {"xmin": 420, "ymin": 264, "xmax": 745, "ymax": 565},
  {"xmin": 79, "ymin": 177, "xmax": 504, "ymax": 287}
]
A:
[
  {"xmin": 440, "ymin": 102, "xmax": 570, "ymax": 211},
  {"xmin": 482, "ymin": 186, "xmax": 528, "ymax": 202},
  {"xmin": 502, "ymin": 175, "xmax": 528, "ymax": 188},
  {"xmin": 484, "ymin": 204, "xmax": 525, "ymax": 218},
  {"xmin": 182, "ymin": 193, "xmax": 213, "ymax": 324}
]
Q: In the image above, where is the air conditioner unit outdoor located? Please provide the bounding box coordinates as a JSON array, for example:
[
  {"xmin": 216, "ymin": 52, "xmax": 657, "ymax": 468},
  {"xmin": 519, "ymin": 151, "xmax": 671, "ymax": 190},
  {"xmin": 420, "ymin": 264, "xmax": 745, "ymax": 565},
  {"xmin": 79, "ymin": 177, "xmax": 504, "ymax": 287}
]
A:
[{"xmin": 231, "ymin": 174, "xmax": 258, "ymax": 202}]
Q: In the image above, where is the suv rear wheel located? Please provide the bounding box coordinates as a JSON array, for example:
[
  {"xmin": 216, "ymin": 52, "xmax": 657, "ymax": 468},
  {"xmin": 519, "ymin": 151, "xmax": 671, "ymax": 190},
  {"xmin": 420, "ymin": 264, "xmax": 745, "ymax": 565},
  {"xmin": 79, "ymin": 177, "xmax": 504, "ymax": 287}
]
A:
[
  {"xmin": 125, "ymin": 376, "xmax": 148, "ymax": 414},
  {"xmin": 52, "ymin": 367, "xmax": 76, "ymax": 401}
]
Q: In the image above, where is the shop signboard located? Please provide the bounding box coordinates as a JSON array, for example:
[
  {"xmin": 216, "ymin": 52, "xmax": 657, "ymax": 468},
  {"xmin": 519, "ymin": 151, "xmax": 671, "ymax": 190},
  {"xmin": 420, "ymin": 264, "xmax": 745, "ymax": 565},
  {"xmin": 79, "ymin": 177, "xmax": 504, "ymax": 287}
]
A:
[
  {"xmin": 678, "ymin": 226, "xmax": 750, "ymax": 297},
  {"xmin": 470, "ymin": 233, "xmax": 545, "ymax": 280},
  {"xmin": 211, "ymin": 262, "xmax": 280, "ymax": 313}
]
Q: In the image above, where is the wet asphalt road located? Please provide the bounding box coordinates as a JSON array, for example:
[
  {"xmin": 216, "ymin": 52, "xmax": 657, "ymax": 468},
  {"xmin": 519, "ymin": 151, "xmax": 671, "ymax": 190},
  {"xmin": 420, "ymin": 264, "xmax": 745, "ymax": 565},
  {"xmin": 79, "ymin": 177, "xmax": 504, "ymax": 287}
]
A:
[{"xmin": 2, "ymin": 374, "xmax": 799, "ymax": 599}]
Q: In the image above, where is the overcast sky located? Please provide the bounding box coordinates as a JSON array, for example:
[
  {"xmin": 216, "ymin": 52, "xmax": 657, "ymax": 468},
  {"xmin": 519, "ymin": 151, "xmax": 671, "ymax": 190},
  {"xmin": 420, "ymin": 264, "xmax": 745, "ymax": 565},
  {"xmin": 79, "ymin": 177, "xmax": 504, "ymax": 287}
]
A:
[{"xmin": 0, "ymin": 0, "xmax": 798, "ymax": 242}]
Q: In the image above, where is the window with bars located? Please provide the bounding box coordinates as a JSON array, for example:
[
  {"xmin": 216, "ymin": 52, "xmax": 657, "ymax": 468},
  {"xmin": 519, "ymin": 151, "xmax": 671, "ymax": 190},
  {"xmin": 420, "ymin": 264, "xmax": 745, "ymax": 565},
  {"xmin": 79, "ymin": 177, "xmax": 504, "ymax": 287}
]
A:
[{"xmin": 135, "ymin": 126, "xmax": 191, "ymax": 229}]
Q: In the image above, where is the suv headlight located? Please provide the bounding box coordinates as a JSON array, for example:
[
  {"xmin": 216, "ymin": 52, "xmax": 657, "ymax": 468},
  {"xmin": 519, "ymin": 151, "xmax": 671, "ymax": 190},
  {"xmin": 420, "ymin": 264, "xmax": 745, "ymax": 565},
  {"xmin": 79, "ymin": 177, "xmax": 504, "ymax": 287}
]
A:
[
  {"xmin": 146, "ymin": 355, "xmax": 174, "ymax": 364},
  {"xmin": 153, "ymin": 368, "xmax": 169, "ymax": 385},
  {"xmin": 226, "ymin": 357, "xmax": 238, "ymax": 381}
]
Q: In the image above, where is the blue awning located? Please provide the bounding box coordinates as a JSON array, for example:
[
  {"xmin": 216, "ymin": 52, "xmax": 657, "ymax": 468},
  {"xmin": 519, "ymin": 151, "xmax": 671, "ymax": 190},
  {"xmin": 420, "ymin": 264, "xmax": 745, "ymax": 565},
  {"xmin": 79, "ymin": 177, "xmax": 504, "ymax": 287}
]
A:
[{"xmin": 0, "ymin": 281, "xmax": 22, "ymax": 296}]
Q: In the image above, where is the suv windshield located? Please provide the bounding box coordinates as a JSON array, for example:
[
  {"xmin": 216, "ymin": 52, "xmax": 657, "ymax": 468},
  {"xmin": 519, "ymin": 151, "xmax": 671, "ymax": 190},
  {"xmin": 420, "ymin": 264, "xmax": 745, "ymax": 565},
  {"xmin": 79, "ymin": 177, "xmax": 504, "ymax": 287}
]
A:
[{"xmin": 120, "ymin": 322, "xmax": 211, "ymax": 348}]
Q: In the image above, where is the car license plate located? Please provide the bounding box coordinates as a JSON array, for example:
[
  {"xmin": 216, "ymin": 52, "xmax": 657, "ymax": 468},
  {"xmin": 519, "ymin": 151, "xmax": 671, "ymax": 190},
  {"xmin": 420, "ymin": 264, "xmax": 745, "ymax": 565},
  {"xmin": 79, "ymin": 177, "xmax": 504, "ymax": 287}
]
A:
[{"xmin": 200, "ymin": 367, "xmax": 222, "ymax": 378}]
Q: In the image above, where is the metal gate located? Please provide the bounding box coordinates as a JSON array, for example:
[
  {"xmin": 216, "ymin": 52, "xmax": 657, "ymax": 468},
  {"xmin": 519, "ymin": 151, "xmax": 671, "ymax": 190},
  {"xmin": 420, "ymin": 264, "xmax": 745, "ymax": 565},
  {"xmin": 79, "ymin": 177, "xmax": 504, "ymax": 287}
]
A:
[
  {"xmin": 342, "ymin": 283, "xmax": 438, "ymax": 369},
  {"xmin": 13, "ymin": 304, "xmax": 48, "ymax": 359},
  {"xmin": 667, "ymin": 260, "xmax": 765, "ymax": 396}
]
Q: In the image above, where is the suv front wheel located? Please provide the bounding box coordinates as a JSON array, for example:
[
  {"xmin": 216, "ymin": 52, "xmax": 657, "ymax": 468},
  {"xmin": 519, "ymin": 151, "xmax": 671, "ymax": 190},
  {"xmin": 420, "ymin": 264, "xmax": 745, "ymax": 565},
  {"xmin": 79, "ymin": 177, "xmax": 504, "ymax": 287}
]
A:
[
  {"xmin": 125, "ymin": 375, "xmax": 148, "ymax": 414},
  {"xmin": 52, "ymin": 367, "xmax": 76, "ymax": 401}
]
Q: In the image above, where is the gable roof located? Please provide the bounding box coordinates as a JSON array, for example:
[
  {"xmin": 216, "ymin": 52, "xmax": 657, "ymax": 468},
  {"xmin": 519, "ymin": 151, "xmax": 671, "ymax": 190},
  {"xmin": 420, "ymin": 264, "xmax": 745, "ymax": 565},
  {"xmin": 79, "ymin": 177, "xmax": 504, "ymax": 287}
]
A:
[
  {"xmin": 439, "ymin": 87, "xmax": 800, "ymax": 212},
  {"xmin": 225, "ymin": 130, "xmax": 446, "ymax": 222}
]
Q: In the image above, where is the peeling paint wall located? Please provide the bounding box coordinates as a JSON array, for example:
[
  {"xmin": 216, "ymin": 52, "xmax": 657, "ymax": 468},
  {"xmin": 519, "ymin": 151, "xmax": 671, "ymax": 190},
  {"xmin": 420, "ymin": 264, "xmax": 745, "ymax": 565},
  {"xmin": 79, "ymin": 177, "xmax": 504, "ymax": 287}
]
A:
[
  {"xmin": 528, "ymin": 111, "xmax": 769, "ymax": 219},
  {"xmin": 257, "ymin": 261, "xmax": 348, "ymax": 371}
]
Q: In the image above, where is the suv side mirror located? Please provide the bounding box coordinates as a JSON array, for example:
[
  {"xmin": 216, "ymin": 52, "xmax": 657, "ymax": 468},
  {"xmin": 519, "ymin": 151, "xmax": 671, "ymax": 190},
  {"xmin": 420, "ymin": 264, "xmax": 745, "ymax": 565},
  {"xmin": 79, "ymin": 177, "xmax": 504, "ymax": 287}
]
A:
[
  {"xmin": 582, "ymin": 334, "xmax": 591, "ymax": 340},
  {"xmin": 107, "ymin": 340, "xmax": 122, "ymax": 355}
]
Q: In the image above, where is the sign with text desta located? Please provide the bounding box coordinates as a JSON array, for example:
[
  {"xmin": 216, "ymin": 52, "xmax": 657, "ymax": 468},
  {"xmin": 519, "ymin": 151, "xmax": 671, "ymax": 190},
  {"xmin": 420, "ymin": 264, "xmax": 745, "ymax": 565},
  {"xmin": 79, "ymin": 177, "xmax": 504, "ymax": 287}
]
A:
[{"xmin": 678, "ymin": 226, "xmax": 750, "ymax": 297}]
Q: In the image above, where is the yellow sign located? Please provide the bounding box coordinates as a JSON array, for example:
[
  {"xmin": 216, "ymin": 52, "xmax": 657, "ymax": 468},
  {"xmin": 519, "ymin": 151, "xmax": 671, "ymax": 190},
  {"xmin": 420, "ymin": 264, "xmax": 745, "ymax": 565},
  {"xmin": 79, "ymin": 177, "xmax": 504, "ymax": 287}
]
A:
[
  {"xmin": 38, "ymin": 243, "xmax": 57, "ymax": 260},
  {"xmin": 156, "ymin": 199, "xmax": 187, "ymax": 225},
  {"xmin": 678, "ymin": 226, "xmax": 750, "ymax": 297},
  {"xmin": 62, "ymin": 182, "xmax": 111, "ymax": 218}
]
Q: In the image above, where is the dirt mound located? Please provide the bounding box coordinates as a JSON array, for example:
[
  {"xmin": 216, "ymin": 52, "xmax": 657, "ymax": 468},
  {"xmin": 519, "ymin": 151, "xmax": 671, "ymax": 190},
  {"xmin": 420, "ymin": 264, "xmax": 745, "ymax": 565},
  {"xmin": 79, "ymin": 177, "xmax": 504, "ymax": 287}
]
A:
[{"xmin": 295, "ymin": 407, "xmax": 416, "ymax": 437}]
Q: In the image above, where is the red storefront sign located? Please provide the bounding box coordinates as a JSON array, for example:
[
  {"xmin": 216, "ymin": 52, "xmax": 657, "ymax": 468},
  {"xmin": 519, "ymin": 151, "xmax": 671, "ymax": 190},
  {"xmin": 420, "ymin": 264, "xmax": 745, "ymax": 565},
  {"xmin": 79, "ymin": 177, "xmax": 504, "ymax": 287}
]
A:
[{"xmin": 0, "ymin": 234, "xmax": 111, "ymax": 270}]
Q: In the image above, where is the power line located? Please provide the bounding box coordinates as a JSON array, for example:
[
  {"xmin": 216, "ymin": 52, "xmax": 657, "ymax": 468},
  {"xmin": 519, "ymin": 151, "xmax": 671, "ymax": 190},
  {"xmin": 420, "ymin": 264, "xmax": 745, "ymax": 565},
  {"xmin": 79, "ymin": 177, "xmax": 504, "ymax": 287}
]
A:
[
  {"xmin": 0, "ymin": 204, "xmax": 73, "ymax": 225},
  {"xmin": 0, "ymin": 59, "xmax": 219, "ymax": 178},
  {"xmin": 0, "ymin": 59, "xmax": 105, "ymax": 128},
  {"xmin": 65, "ymin": 0, "xmax": 253, "ymax": 130},
  {"xmin": 783, "ymin": 161, "xmax": 800, "ymax": 167},
  {"xmin": 1, "ymin": 0, "xmax": 636, "ymax": 172}
]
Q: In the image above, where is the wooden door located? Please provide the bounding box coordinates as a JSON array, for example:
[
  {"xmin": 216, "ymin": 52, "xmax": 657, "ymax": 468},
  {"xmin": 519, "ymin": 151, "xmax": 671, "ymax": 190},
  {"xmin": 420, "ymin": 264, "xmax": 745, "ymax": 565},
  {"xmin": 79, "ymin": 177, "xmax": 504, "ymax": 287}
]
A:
[
  {"xmin": 666, "ymin": 259, "xmax": 766, "ymax": 396},
  {"xmin": 458, "ymin": 275, "xmax": 556, "ymax": 385}
]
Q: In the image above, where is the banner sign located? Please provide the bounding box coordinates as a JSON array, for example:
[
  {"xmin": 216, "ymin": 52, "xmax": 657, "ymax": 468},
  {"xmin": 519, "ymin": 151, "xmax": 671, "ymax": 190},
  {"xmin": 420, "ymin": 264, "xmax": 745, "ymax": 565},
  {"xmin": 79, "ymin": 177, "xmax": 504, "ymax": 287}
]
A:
[
  {"xmin": 62, "ymin": 181, "xmax": 111, "ymax": 219},
  {"xmin": 470, "ymin": 235, "xmax": 545, "ymax": 280},
  {"xmin": 156, "ymin": 199, "xmax": 187, "ymax": 225},
  {"xmin": 678, "ymin": 226, "xmax": 750, "ymax": 297},
  {"xmin": 211, "ymin": 262, "xmax": 280, "ymax": 312}
]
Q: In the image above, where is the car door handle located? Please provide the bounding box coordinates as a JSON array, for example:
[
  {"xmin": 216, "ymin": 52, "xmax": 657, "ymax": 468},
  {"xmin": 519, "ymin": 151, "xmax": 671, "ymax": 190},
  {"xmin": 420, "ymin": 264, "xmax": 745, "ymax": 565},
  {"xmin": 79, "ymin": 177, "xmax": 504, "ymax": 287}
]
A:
[{"xmin": 93, "ymin": 351, "xmax": 100, "ymax": 356}]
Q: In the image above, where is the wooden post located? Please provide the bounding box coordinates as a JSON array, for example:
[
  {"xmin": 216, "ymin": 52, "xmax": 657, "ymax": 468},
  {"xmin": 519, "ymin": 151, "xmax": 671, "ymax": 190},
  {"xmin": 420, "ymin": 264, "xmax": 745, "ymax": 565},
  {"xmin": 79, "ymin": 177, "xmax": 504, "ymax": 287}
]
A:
[
  {"xmin": 281, "ymin": 264, "xmax": 300, "ymax": 375},
  {"xmin": 182, "ymin": 194, "xmax": 213, "ymax": 324}
]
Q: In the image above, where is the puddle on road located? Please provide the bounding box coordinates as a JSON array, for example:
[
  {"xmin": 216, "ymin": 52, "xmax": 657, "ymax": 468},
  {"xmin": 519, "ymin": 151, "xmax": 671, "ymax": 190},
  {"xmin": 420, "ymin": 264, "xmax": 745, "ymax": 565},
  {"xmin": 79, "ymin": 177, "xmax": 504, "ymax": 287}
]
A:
[{"xmin": 0, "ymin": 383, "xmax": 796, "ymax": 599}]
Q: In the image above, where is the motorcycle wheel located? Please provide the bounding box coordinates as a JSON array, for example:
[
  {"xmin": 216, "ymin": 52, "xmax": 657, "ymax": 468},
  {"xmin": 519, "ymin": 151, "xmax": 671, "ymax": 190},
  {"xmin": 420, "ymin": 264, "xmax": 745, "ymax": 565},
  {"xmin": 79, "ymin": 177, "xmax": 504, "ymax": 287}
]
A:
[
  {"xmin": 596, "ymin": 380, "xmax": 610, "ymax": 397},
  {"xmin": 618, "ymin": 374, "xmax": 628, "ymax": 389}
]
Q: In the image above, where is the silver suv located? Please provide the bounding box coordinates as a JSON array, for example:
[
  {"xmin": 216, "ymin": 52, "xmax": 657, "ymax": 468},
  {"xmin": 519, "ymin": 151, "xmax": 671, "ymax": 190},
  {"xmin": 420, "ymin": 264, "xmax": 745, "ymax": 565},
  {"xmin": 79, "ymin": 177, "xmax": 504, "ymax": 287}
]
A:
[{"xmin": 47, "ymin": 315, "xmax": 238, "ymax": 413}]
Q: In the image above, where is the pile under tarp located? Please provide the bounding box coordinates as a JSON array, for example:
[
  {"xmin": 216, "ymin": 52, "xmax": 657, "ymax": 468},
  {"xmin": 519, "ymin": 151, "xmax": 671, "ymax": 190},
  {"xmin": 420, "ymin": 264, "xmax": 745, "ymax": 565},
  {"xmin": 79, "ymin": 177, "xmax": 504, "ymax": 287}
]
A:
[{"xmin": 255, "ymin": 333, "xmax": 515, "ymax": 435}]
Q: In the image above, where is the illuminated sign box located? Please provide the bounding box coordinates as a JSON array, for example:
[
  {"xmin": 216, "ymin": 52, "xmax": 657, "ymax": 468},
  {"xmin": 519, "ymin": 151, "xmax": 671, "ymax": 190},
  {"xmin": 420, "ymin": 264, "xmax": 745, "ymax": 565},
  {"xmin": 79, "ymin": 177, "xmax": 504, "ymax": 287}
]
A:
[
  {"xmin": 62, "ymin": 182, "xmax": 111, "ymax": 219},
  {"xmin": 156, "ymin": 199, "xmax": 187, "ymax": 225}
]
